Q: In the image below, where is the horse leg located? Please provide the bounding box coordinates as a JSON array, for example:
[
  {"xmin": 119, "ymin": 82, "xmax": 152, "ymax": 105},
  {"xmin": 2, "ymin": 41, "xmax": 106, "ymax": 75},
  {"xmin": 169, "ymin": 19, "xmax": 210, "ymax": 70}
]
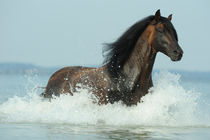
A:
[{"xmin": 42, "ymin": 84, "xmax": 62, "ymax": 98}]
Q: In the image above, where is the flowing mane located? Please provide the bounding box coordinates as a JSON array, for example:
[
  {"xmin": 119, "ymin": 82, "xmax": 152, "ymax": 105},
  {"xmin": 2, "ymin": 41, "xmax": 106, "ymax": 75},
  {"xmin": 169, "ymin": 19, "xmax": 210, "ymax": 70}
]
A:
[{"xmin": 103, "ymin": 15, "xmax": 178, "ymax": 78}]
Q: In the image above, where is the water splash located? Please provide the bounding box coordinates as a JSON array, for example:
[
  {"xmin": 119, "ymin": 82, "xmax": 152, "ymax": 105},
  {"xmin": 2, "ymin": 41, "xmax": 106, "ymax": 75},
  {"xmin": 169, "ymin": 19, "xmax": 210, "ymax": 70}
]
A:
[{"xmin": 0, "ymin": 72, "xmax": 209, "ymax": 126}]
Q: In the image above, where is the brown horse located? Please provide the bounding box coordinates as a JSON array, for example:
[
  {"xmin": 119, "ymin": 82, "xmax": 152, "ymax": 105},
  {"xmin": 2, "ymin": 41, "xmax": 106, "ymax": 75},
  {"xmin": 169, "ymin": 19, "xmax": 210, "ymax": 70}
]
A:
[{"xmin": 42, "ymin": 10, "xmax": 183, "ymax": 106}]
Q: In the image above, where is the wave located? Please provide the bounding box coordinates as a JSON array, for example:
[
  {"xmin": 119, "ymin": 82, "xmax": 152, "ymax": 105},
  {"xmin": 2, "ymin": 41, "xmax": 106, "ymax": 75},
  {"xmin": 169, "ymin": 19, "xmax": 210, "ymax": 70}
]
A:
[{"xmin": 0, "ymin": 72, "xmax": 209, "ymax": 126}]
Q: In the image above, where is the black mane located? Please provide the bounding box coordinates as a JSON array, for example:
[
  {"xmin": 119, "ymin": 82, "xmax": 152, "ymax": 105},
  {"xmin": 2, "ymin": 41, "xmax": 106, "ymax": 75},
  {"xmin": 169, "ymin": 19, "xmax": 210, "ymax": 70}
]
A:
[{"xmin": 103, "ymin": 15, "xmax": 178, "ymax": 78}]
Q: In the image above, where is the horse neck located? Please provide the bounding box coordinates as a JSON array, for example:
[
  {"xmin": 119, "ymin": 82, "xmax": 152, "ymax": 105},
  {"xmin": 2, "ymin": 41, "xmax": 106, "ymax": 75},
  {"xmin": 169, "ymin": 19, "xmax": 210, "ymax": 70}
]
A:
[{"xmin": 122, "ymin": 27, "xmax": 157, "ymax": 89}]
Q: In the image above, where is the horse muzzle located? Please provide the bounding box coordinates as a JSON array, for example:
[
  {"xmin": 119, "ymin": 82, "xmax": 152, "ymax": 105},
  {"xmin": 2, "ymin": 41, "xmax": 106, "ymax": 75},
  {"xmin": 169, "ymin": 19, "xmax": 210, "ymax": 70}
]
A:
[{"xmin": 169, "ymin": 48, "xmax": 183, "ymax": 61}]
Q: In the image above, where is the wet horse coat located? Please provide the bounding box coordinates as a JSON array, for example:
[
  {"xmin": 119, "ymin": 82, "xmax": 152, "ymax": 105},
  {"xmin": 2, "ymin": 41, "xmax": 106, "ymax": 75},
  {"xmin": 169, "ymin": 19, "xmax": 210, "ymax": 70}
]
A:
[{"xmin": 42, "ymin": 10, "xmax": 183, "ymax": 106}]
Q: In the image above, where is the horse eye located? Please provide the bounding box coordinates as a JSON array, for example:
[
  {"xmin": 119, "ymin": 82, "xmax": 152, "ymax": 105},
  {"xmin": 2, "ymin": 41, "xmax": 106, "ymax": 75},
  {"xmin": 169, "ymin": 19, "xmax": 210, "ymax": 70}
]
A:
[{"xmin": 156, "ymin": 28, "xmax": 164, "ymax": 33}]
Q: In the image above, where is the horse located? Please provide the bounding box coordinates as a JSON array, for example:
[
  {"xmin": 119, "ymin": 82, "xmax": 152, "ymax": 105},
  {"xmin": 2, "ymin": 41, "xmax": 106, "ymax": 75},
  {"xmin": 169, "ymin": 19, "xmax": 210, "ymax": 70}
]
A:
[{"xmin": 41, "ymin": 10, "xmax": 183, "ymax": 106}]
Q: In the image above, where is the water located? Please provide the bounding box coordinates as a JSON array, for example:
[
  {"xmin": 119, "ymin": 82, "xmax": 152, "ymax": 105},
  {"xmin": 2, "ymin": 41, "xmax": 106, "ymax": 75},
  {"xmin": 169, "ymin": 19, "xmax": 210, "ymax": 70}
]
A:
[{"xmin": 0, "ymin": 71, "xmax": 210, "ymax": 140}]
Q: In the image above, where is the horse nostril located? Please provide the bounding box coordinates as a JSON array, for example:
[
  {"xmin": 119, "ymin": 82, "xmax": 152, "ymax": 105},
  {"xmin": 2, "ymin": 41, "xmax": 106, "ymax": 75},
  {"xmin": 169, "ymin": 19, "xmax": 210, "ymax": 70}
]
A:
[{"xmin": 173, "ymin": 50, "xmax": 178, "ymax": 55}]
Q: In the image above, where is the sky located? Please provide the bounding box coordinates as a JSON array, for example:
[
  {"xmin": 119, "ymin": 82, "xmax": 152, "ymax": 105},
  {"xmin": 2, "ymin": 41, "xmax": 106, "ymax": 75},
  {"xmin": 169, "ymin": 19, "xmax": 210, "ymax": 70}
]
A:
[{"xmin": 0, "ymin": 0, "xmax": 210, "ymax": 71}]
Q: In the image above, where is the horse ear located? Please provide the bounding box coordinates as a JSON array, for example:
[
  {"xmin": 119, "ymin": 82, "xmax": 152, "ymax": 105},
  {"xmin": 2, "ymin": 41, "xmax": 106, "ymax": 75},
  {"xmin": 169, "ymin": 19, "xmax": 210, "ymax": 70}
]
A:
[
  {"xmin": 155, "ymin": 9, "xmax": 161, "ymax": 22},
  {"xmin": 168, "ymin": 14, "xmax": 172, "ymax": 21}
]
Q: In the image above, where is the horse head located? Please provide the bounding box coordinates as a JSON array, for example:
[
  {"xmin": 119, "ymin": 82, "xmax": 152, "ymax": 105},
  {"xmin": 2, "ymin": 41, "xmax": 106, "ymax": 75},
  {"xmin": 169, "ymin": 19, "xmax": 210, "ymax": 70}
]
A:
[{"xmin": 149, "ymin": 10, "xmax": 183, "ymax": 61}]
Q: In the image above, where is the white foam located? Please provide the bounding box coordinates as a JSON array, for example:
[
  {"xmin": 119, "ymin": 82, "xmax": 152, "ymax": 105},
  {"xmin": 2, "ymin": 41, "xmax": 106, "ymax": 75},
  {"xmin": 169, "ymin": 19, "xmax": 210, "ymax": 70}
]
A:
[{"xmin": 0, "ymin": 72, "xmax": 209, "ymax": 126}]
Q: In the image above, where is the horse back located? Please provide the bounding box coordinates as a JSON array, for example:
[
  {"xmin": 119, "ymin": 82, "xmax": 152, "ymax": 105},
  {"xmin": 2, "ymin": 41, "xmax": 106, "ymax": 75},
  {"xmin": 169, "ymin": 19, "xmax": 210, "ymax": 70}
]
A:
[
  {"xmin": 43, "ymin": 66, "xmax": 110, "ymax": 103},
  {"xmin": 43, "ymin": 66, "xmax": 91, "ymax": 97}
]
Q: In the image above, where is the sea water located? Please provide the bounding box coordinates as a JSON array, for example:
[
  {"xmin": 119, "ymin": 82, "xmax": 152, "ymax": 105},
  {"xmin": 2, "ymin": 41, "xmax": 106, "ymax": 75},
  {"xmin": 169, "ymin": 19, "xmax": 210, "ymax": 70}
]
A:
[{"xmin": 0, "ymin": 71, "xmax": 210, "ymax": 140}]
